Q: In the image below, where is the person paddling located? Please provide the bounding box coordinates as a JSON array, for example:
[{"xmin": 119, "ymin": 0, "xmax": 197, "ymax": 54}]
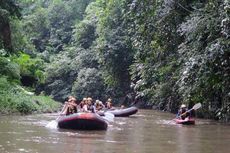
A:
[
  {"xmin": 82, "ymin": 98, "xmax": 89, "ymax": 112},
  {"xmin": 95, "ymin": 100, "xmax": 105, "ymax": 111},
  {"xmin": 80, "ymin": 98, "xmax": 87, "ymax": 110},
  {"xmin": 105, "ymin": 98, "xmax": 113, "ymax": 109},
  {"xmin": 82, "ymin": 97, "xmax": 96, "ymax": 113},
  {"xmin": 61, "ymin": 96, "xmax": 78, "ymax": 115},
  {"xmin": 87, "ymin": 97, "xmax": 96, "ymax": 113},
  {"xmin": 176, "ymin": 104, "xmax": 191, "ymax": 120},
  {"xmin": 68, "ymin": 97, "xmax": 78, "ymax": 115}
]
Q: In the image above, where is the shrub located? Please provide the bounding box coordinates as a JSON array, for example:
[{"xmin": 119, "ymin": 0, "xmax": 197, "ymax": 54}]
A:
[{"xmin": 0, "ymin": 57, "xmax": 20, "ymax": 82}]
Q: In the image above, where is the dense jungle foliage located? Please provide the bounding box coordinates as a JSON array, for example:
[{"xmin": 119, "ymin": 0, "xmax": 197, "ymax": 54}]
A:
[
  {"xmin": 0, "ymin": 0, "xmax": 60, "ymax": 114},
  {"xmin": 0, "ymin": 0, "xmax": 229, "ymax": 121}
]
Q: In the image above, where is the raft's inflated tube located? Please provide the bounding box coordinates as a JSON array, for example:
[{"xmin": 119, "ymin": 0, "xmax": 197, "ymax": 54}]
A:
[
  {"xmin": 98, "ymin": 107, "xmax": 138, "ymax": 117},
  {"xmin": 174, "ymin": 118, "xmax": 195, "ymax": 125},
  {"xmin": 58, "ymin": 113, "xmax": 108, "ymax": 130}
]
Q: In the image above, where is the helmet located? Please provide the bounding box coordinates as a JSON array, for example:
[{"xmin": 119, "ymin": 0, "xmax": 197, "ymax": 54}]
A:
[
  {"xmin": 67, "ymin": 96, "xmax": 73, "ymax": 101},
  {"xmin": 71, "ymin": 97, "xmax": 76, "ymax": 102},
  {"xmin": 87, "ymin": 97, "xmax": 93, "ymax": 101},
  {"xmin": 107, "ymin": 98, "xmax": 112, "ymax": 102},
  {"xmin": 180, "ymin": 104, "xmax": 186, "ymax": 108}
]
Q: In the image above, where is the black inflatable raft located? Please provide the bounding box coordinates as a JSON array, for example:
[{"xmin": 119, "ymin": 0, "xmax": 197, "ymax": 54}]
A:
[
  {"xmin": 58, "ymin": 113, "xmax": 108, "ymax": 130},
  {"xmin": 98, "ymin": 106, "xmax": 138, "ymax": 117}
]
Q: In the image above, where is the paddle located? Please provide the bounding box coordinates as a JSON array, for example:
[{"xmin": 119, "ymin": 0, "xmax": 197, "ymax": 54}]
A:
[
  {"xmin": 46, "ymin": 103, "xmax": 67, "ymax": 129},
  {"xmin": 103, "ymin": 112, "xmax": 115, "ymax": 122},
  {"xmin": 177, "ymin": 103, "xmax": 202, "ymax": 119}
]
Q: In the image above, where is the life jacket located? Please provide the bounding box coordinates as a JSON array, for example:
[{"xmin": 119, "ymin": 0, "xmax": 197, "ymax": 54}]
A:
[
  {"xmin": 66, "ymin": 106, "xmax": 77, "ymax": 115},
  {"xmin": 177, "ymin": 109, "xmax": 190, "ymax": 120},
  {"xmin": 88, "ymin": 105, "xmax": 95, "ymax": 113}
]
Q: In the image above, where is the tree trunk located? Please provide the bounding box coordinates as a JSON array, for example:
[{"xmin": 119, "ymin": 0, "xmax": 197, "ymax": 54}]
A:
[{"xmin": 0, "ymin": 19, "xmax": 13, "ymax": 52}]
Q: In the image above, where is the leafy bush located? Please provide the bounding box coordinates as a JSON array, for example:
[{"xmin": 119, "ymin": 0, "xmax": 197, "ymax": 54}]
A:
[
  {"xmin": 11, "ymin": 53, "xmax": 45, "ymax": 83},
  {"xmin": 0, "ymin": 56, "xmax": 20, "ymax": 82},
  {"xmin": 15, "ymin": 99, "xmax": 35, "ymax": 114},
  {"xmin": 0, "ymin": 76, "xmax": 60, "ymax": 114}
]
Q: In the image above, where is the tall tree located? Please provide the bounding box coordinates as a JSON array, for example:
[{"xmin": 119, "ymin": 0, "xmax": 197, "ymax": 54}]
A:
[
  {"xmin": 0, "ymin": 0, "xmax": 21, "ymax": 52},
  {"xmin": 95, "ymin": 0, "xmax": 134, "ymax": 99}
]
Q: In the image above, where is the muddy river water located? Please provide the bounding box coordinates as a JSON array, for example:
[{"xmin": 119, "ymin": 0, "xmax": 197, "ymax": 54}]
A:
[{"xmin": 0, "ymin": 109, "xmax": 229, "ymax": 153}]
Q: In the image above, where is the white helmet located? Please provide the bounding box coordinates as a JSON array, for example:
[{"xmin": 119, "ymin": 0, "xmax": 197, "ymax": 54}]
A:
[{"xmin": 180, "ymin": 104, "xmax": 186, "ymax": 108}]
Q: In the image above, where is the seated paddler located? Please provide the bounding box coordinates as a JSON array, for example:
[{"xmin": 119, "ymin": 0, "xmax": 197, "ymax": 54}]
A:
[
  {"xmin": 176, "ymin": 104, "xmax": 191, "ymax": 120},
  {"xmin": 61, "ymin": 96, "xmax": 78, "ymax": 115}
]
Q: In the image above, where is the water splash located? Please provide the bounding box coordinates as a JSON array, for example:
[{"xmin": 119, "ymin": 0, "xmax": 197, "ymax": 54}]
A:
[
  {"xmin": 117, "ymin": 121, "xmax": 126, "ymax": 125},
  {"xmin": 156, "ymin": 120, "xmax": 176, "ymax": 125},
  {"xmin": 45, "ymin": 120, "xmax": 58, "ymax": 129}
]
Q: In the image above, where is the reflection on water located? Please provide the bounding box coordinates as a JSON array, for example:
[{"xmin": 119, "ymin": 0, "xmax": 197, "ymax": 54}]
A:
[{"xmin": 0, "ymin": 110, "xmax": 229, "ymax": 153}]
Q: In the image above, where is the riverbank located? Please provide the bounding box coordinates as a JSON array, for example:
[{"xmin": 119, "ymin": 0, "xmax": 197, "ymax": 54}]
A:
[
  {"xmin": 0, "ymin": 78, "xmax": 61, "ymax": 115},
  {"xmin": 0, "ymin": 94, "xmax": 61, "ymax": 115}
]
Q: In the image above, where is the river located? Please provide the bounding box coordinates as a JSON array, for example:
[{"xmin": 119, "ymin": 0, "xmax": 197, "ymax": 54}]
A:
[{"xmin": 0, "ymin": 109, "xmax": 229, "ymax": 153}]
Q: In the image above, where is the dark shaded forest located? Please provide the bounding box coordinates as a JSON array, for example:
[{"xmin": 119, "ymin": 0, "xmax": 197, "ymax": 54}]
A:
[{"xmin": 0, "ymin": 0, "xmax": 229, "ymax": 121}]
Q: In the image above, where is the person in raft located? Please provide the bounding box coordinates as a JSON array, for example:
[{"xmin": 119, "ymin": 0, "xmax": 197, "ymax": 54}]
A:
[
  {"xmin": 79, "ymin": 97, "xmax": 87, "ymax": 110},
  {"xmin": 82, "ymin": 97, "xmax": 96, "ymax": 113},
  {"xmin": 95, "ymin": 100, "xmax": 105, "ymax": 111},
  {"xmin": 105, "ymin": 98, "xmax": 113, "ymax": 109},
  {"xmin": 61, "ymin": 96, "xmax": 78, "ymax": 115},
  {"xmin": 176, "ymin": 104, "xmax": 191, "ymax": 120},
  {"xmin": 120, "ymin": 105, "xmax": 125, "ymax": 109},
  {"xmin": 87, "ymin": 97, "xmax": 96, "ymax": 113},
  {"xmin": 81, "ymin": 98, "xmax": 88, "ymax": 112}
]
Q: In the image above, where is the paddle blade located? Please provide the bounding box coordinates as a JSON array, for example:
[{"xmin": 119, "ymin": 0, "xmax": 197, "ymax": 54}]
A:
[
  {"xmin": 104, "ymin": 112, "xmax": 115, "ymax": 122},
  {"xmin": 192, "ymin": 103, "xmax": 202, "ymax": 110}
]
